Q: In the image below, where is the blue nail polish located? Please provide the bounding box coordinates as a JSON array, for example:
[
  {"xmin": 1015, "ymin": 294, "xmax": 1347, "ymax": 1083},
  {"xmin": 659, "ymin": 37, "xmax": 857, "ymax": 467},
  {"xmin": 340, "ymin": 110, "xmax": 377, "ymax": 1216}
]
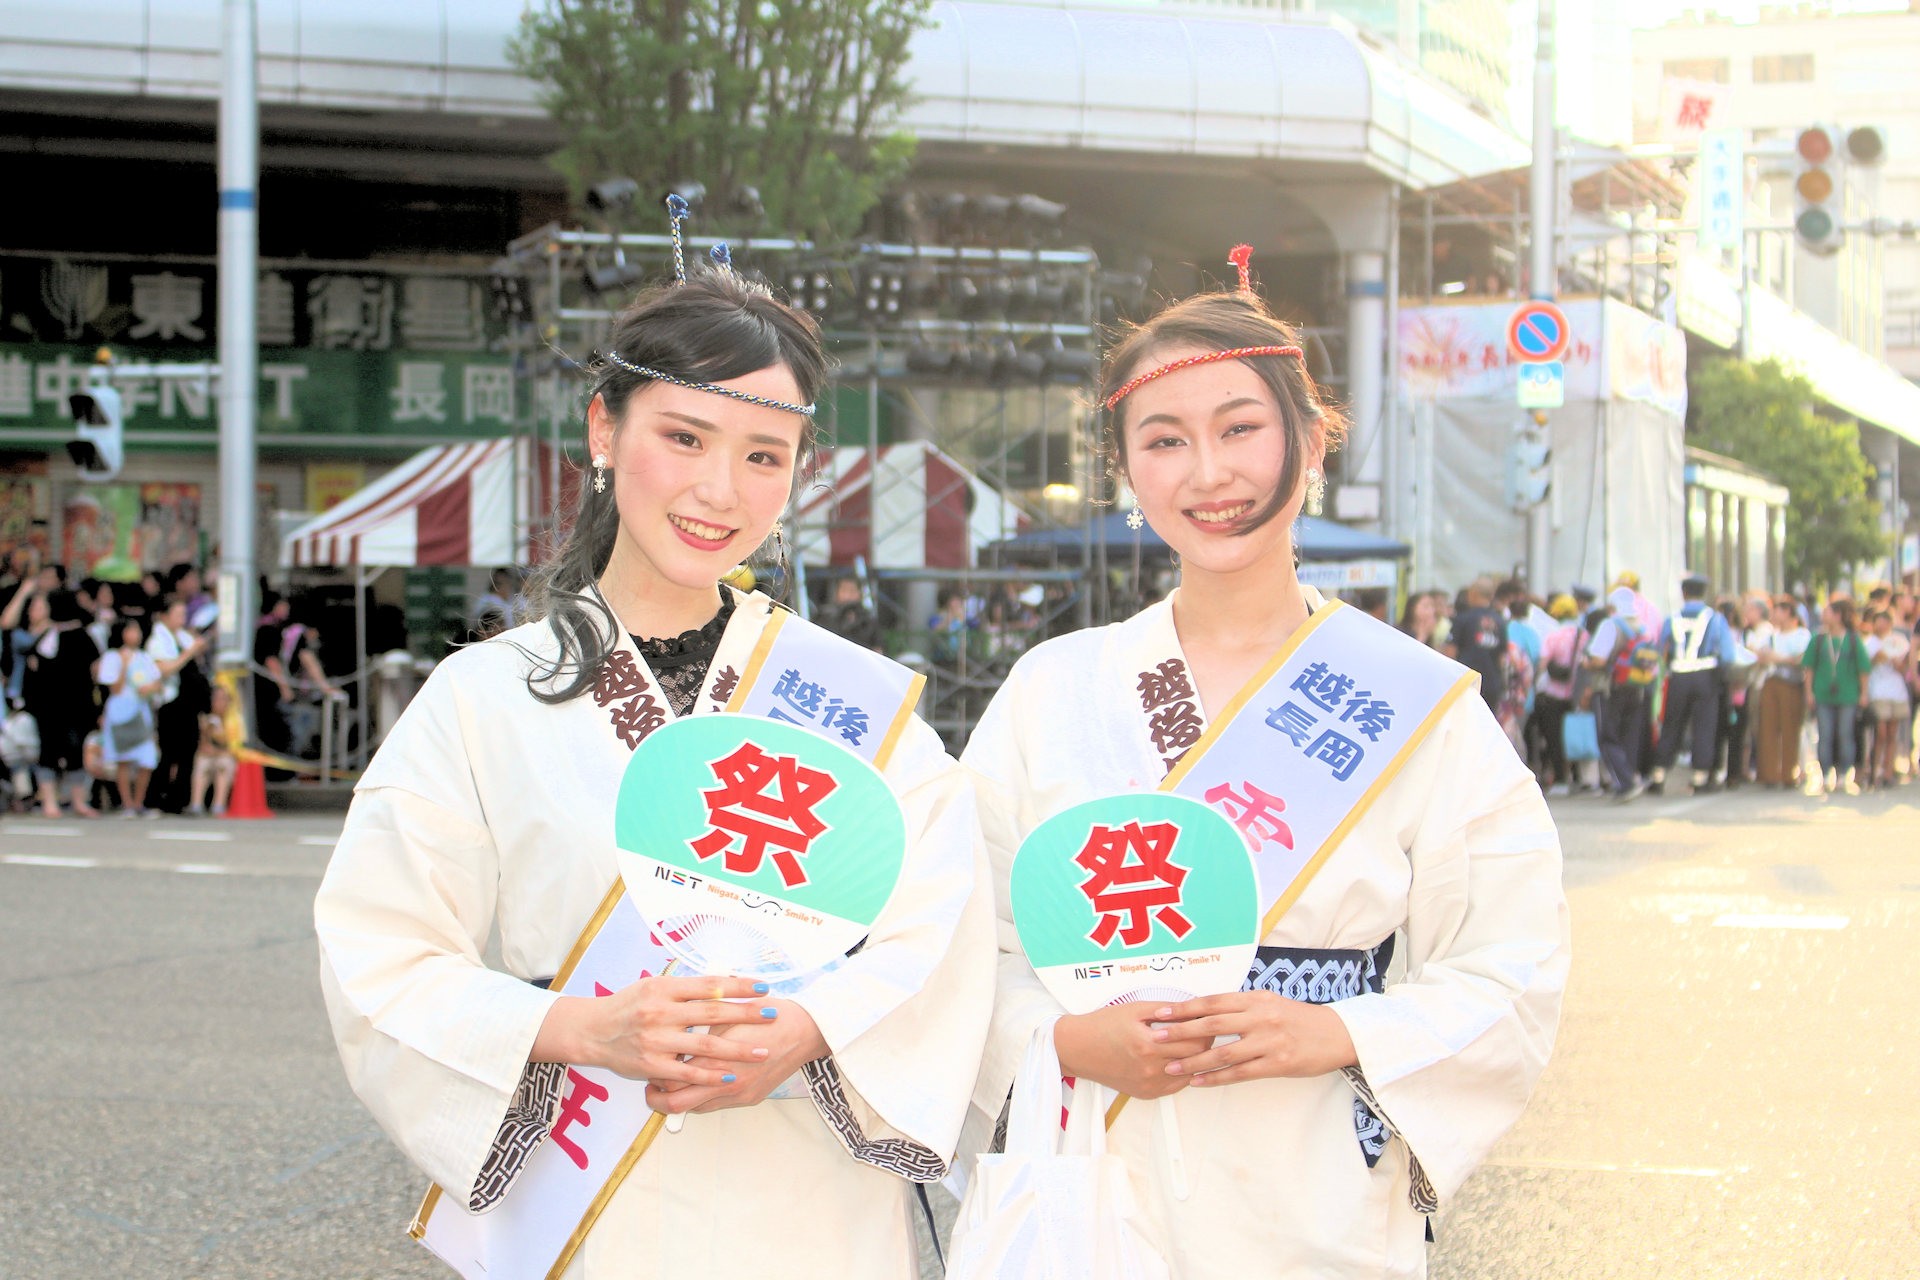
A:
[
  {"xmin": 722, "ymin": 1073, "xmax": 737, "ymax": 1084},
  {"xmin": 752, "ymin": 982, "xmax": 770, "ymax": 994},
  {"xmin": 760, "ymin": 1007, "xmax": 778, "ymax": 1019}
]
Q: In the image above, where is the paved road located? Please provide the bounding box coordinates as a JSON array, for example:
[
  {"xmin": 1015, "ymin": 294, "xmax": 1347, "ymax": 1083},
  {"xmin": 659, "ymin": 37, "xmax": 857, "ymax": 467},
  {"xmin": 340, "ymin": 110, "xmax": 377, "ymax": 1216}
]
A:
[{"xmin": 1, "ymin": 788, "xmax": 1915, "ymax": 1278}]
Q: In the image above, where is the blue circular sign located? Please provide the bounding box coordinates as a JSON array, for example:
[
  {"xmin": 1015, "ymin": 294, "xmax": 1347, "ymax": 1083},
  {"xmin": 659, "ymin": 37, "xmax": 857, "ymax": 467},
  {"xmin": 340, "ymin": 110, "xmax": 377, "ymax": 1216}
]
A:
[{"xmin": 1508, "ymin": 302, "xmax": 1571, "ymax": 363}]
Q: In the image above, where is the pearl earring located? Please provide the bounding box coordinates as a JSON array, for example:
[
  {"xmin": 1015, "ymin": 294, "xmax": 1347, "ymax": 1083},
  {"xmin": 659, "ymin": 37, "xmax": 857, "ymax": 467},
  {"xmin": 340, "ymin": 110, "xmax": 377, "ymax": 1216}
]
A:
[{"xmin": 593, "ymin": 454, "xmax": 609, "ymax": 494}]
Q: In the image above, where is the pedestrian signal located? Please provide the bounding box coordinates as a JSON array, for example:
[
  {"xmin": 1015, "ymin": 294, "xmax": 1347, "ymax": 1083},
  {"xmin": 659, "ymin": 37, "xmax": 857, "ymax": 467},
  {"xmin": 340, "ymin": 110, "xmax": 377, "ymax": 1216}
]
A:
[{"xmin": 66, "ymin": 378, "xmax": 123, "ymax": 482}]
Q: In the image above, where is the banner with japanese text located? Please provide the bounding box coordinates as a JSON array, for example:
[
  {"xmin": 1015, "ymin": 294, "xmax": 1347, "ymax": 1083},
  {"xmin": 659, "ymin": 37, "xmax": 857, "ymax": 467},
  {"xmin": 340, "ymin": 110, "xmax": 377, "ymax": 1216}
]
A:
[
  {"xmin": 1161, "ymin": 602, "xmax": 1476, "ymax": 935},
  {"xmin": 0, "ymin": 345, "xmax": 520, "ymax": 442}
]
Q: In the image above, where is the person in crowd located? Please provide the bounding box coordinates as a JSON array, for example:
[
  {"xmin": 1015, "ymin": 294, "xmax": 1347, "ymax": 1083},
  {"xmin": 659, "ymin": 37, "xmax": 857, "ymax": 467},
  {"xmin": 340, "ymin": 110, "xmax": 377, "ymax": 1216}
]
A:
[
  {"xmin": 1354, "ymin": 587, "xmax": 1390, "ymax": 622},
  {"xmin": 189, "ymin": 684, "xmax": 237, "ymax": 817},
  {"xmin": 145, "ymin": 594, "xmax": 211, "ymax": 813},
  {"xmin": 1649, "ymin": 575, "xmax": 1736, "ymax": 795},
  {"xmin": 1496, "ymin": 585, "xmax": 1539, "ymax": 755},
  {"xmin": 928, "ymin": 588, "xmax": 973, "ymax": 665},
  {"xmin": 1532, "ymin": 594, "xmax": 1585, "ymax": 796},
  {"xmin": 471, "ymin": 566, "xmax": 529, "ymax": 635},
  {"xmin": 981, "ymin": 580, "xmax": 1039, "ymax": 666},
  {"xmin": 819, "ymin": 576, "xmax": 882, "ymax": 651},
  {"xmin": 1501, "ymin": 577, "xmax": 1557, "ymax": 646},
  {"xmin": 1396, "ymin": 591, "xmax": 1442, "ymax": 649},
  {"xmin": 1726, "ymin": 596, "xmax": 1774, "ymax": 789},
  {"xmin": 1586, "ymin": 586, "xmax": 1659, "ymax": 802},
  {"xmin": 964, "ymin": 269, "xmax": 1566, "ymax": 1275},
  {"xmin": 281, "ymin": 604, "xmax": 342, "ymax": 759},
  {"xmin": 78, "ymin": 578, "xmax": 114, "ymax": 655},
  {"xmin": 1426, "ymin": 586, "xmax": 1455, "ymax": 649},
  {"xmin": 1863, "ymin": 608, "xmax": 1910, "ymax": 789},
  {"xmin": 1448, "ymin": 577, "xmax": 1509, "ymax": 715},
  {"xmin": 1754, "ymin": 595, "xmax": 1811, "ymax": 789},
  {"xmin": 315, "ymin": 245, "xmax": 991, "ymax": 1277},
  {"xmin": 252, "ymin": 591, "xmax": 293, "ymax": 754},
  {"xmin": 1802, "ymin": 598, "xmax": 1871, "ymax": 796},
  {"xmin": 98, "ymin": 613, "xmax": 163, "ymax": 818},
  {"xmin": 23, "ymin": 588, "xmax": 101, "ymax": 817}
]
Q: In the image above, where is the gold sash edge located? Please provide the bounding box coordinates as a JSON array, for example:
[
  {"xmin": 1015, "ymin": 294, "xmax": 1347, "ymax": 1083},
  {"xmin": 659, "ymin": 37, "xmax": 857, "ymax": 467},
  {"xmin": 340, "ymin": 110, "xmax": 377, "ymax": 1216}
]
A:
[
  {"xmin": 1106, "ymin": 642, "xmax": 1477, "ymax": 1130},
  {"xmin": 546, "ymin": 1113, "xmax": 668, "ymax": 1280},
  {"xmin": 411, "ymin": 603, "xmax": 924, "ymax": 1264},
  {"xmin": 1160, "ymin": 600, "xmax": 1346, "ymax": 792}
]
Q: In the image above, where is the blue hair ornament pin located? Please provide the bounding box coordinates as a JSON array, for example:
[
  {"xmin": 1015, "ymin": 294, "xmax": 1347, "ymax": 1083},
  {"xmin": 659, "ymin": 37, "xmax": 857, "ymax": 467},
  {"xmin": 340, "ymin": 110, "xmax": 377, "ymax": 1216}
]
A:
[
  {"xmin": 709, "ymin": 242, "xmax": 732, "ymax": 269},
  {"xmin": 665, "ymin": 193, "xmax": 691, "ymax": 282}
]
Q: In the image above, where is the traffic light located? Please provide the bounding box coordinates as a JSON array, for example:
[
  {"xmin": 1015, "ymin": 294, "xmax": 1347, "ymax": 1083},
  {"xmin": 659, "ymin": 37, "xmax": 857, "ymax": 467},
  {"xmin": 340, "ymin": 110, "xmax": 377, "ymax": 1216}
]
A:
[
  {"xmin": 1794, "ymin": 125, "xmax": 1843, "ymax": 254},
  {"xmin": 1507, "ymin": 426, "xmax": 1551, "ymax": 512},
  {"xmin": 67, "ymin": 372, "xmax": 123, "ymax": 482}
]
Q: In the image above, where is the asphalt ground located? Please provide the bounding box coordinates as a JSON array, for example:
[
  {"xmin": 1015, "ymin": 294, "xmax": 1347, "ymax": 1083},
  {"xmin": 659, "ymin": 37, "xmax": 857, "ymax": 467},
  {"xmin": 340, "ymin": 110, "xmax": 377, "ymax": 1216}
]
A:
[{"xmin": 1, "ymin": 785, "xmax": 1915, "ymax": 1278}]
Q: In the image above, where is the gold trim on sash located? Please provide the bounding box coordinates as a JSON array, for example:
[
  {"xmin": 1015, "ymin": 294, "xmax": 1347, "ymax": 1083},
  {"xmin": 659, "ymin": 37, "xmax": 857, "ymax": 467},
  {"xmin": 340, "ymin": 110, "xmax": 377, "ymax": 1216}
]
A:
[
  {"xmin": 726, "ymin": 608, "xmax": 790, "ymax": 713},
  {"xmin": 1161, "ymin": 600, "xmax": 1343, "ymax": 792},
  {"xmin": 1105, "ymin": 602, "xmax": 1470, "ymax": 1130},
  {"xmin": 413, "ymin": 595, "xmax": 930, "ymax": 1274}
]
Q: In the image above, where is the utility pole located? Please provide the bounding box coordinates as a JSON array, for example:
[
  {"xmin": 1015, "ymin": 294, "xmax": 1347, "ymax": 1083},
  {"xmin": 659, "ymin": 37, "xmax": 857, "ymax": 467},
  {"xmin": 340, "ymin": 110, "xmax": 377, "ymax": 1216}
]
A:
[
  {"xmin": 217, "ymin": 0, "xmax": 259, "ymax": 666},
  {"xmin": 1526, "ymin": 0, "xmax": 1556, "ymax": 588}
]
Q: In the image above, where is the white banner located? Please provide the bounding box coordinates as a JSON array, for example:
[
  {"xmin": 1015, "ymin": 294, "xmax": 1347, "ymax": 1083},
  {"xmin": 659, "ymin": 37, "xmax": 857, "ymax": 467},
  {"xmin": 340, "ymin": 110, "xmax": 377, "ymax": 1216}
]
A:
[{"xmin": 1160, "ymin": 602, "xmax": 1475, "ymax": 934}]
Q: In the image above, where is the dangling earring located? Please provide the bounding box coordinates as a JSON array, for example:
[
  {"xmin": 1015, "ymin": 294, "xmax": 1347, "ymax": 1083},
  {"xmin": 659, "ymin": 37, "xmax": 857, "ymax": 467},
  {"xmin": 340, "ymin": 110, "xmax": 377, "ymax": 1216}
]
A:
[
  {"xmin": 1126, "ymin": 506, "xmax": 1145, "ymax": 531},
  {"xmin": 770, "ymin": 520, "xmax": 787, "ymax": 563},
  {"xmin": 593, "ymin": 454, "xmax": 609, "ymax": 494},
  {"xmin": 1304, "ymin": 467, "xmax": 1325, "ymax": 517}
]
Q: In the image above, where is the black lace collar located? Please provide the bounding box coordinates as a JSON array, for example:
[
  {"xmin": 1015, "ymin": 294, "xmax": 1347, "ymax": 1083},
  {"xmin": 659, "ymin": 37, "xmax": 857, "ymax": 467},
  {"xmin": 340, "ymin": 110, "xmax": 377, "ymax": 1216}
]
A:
[{"xmin": 630, "ymin": 590, "xmax": 735, "ymax": 672}]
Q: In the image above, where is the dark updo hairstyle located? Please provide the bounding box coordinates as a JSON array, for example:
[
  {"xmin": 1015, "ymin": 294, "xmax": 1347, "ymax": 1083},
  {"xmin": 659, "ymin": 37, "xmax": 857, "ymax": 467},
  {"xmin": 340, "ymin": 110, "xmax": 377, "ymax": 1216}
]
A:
[
  {"xmin": 1098, "ymin": 290, "xmax": 1346, "ymax": 539},
  {"xmin": 523, "ymin": 263, "xmax": 828, "ymax": 704}
]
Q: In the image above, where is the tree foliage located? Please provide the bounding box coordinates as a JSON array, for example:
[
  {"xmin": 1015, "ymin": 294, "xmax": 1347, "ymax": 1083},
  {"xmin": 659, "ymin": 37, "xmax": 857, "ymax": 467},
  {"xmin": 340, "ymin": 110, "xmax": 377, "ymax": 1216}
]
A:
[
  {"xmin": 509, "ymin": 0, "xmax": 929, "ymax": 241},
  {"xmin": 1686, "ymin": 357, "xmax": 1885, "ymax": 591}
]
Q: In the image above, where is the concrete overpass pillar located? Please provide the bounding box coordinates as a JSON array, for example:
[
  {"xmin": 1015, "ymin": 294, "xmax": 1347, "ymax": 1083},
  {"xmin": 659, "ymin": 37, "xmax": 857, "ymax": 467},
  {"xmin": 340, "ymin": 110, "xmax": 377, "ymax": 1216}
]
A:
[{"xmin": 1343, "ymin": 248, "xmax": 1388, "ymax": 523}]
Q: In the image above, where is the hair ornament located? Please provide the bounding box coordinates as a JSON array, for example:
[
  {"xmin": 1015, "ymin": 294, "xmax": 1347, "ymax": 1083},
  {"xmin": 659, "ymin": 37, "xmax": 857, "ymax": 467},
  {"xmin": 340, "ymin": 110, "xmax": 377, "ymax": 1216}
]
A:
[
  {"xmin": 601, "ymin": 349, "xmax": 815, "ymax": 418},
  {"xmin": 1228, "ymin": 243, "xmax": 1255, "ymax": 293},
  {"xmin": 1103, "ymin": 345, "xmax": 1304, "ymax": 413},
  {"xmin": 709, "ymin": 242, "xmax": 733, "ymax": 269},
  {"xmin": 665, "ymin": 193, "xmax": 691, "ymax": 282}
]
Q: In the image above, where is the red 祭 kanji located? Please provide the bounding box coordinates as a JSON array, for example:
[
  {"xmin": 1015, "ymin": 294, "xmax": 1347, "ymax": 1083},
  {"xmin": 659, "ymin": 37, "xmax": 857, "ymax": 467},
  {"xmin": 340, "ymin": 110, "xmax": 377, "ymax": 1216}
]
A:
[
  {"xmin": 1074, "ymin": 819, "xmax": 1193, "ymax": 948},
  {"xmin": 1676, "ymin": 94, "xmax": 1713, "ymax": 130},
  {"xmin": 551, "ymin": 1067, "xmax": 610, "ymax": 1170},
  {"xmin": 689, "ymin": 743, "xmax": 837, "ymax": 888},
  {"xmin": 1204, "ymin": 781, "xmax": 1295, "ymax": 852}
]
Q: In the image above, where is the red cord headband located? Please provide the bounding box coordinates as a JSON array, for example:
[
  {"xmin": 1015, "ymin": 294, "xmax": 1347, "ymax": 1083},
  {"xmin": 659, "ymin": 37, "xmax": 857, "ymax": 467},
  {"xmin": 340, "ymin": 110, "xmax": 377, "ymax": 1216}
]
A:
[
  {"xmin": 1103, "ymin": 345, "xmax": 1304, "ymax": 412},
  {"xmin": 1102, "ymin": 244, "xmax": 1305, "ymax": 412}
]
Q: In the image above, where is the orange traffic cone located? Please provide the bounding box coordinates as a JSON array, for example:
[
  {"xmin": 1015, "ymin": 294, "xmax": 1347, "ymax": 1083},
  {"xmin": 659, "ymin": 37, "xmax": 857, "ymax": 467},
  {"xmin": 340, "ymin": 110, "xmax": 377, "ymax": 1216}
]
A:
[{"xmin": 224, "ymin": 759, "xmax": 275, "ymax": 820}]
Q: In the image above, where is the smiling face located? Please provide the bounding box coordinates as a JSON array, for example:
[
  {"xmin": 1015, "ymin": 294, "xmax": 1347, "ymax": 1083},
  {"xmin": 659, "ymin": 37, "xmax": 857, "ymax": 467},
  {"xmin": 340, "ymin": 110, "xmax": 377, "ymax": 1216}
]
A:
[
  {"xmin": 1117, "ymin": 345, "xmax": 1321, "ymax": 578},
  {"xmin": 587, "ymin": 366, "xmax": 806, "ymax": 595}
]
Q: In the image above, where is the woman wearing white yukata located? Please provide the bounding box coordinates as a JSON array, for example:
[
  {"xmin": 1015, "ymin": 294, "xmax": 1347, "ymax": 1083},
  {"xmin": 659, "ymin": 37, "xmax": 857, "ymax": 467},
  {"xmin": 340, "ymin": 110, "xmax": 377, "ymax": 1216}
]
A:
[
  {"xmin": 314, "ymin": 201, "xmax": 993, "ymax": 1280},
  {"xmin": 962, "ymin": 249, "xmax": 1571, "ymax": 1277}
]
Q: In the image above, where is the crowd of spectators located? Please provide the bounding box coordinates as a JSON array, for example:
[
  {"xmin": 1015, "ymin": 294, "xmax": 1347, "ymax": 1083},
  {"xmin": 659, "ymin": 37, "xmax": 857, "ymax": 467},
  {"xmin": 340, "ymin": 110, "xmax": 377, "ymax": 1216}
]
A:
[
  {"xmin": 1399, "ymin": 572, "xmax": 1920, "ymax": 801},
  {"xmin": 0, "ymin": 552, "xmax": 240, "ymax": 817}
]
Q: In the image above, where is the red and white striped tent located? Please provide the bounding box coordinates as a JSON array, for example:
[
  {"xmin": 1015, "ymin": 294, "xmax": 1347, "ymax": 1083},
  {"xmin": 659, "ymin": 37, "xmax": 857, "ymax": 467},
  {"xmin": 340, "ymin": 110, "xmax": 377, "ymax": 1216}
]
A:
[
  {"xmin": 792, "ymin": 441, "xmax": 1029, "ymax": 569},
  {"xmin": 281, "ymin": 439, "xmax": 567, "ymax": 568}
]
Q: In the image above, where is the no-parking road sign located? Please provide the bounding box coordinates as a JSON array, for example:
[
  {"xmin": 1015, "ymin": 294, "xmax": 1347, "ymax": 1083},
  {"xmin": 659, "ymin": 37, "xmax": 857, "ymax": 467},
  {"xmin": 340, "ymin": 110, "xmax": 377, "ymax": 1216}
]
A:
[{"xmin": 1508, "ymin": 301, "xmax": 1571, "ymax": 364}]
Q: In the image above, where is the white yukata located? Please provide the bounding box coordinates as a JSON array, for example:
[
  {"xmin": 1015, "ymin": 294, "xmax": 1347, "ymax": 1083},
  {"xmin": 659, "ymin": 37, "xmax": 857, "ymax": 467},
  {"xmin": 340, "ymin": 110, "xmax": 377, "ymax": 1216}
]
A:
[
  {"xmin": 315, "ymin": 589, "xmax": 994, "ymax": 1280},
  {"xmin": 961, "ymin": 589, "xmax": 1570, "ymax": 1278}
]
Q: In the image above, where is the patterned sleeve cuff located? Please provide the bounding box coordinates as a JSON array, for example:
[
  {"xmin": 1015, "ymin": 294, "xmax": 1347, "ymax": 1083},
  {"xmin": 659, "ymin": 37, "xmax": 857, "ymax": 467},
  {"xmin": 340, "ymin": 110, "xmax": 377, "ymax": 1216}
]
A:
[
  {"xmin": 468, "ymin": 1060, "xmax": 568, "ymax": 1212},
  {"xmin": 800, "ymin": 1057, "xmax": 949, "ymax": 1184},
  {"xmin": 1341, "ymin": 1065, "xmax": 1438, "ymax": 1215}
]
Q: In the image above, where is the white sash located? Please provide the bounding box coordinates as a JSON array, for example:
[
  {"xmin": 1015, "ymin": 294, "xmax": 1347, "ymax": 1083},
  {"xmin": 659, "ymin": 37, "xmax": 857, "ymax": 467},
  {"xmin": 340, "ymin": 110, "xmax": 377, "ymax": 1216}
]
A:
[
  {"xmin": 1150, "ymin": 600, "xmax": 1477, "ymax": 938},
  {"xmin": 412, "ymin": 592, "xmax": 923, "ymax": 1280},
  {"xmin": 1103, "ymin": 599, "xmax": 1476, "ymax": 1130}
]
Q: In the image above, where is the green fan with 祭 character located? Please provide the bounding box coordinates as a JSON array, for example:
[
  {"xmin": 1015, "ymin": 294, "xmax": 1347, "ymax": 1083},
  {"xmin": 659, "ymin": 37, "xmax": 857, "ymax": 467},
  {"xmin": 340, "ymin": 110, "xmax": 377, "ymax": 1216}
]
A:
[
  {"xmin": 1010, "ymin": 792, "xmax": 1261, "ymax": 1199},
  {"xmin": 614, "ymin": 713, "xmax": 907, "ymax": 983}
]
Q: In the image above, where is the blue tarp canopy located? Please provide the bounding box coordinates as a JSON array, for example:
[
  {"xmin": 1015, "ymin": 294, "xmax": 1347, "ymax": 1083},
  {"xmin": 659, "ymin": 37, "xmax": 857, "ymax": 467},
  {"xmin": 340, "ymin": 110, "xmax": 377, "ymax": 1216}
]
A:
[{"xmin": 989, "ymin": 513, "xmax": 1409, "ymax": 561}]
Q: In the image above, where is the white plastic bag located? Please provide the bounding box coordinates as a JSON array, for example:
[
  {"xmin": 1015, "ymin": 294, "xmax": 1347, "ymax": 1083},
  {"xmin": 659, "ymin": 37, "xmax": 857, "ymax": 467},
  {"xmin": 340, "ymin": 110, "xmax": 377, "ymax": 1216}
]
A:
[{"xmin": 946, "ymin": 1023, "xmax": 1170, "ymax": 1280}]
